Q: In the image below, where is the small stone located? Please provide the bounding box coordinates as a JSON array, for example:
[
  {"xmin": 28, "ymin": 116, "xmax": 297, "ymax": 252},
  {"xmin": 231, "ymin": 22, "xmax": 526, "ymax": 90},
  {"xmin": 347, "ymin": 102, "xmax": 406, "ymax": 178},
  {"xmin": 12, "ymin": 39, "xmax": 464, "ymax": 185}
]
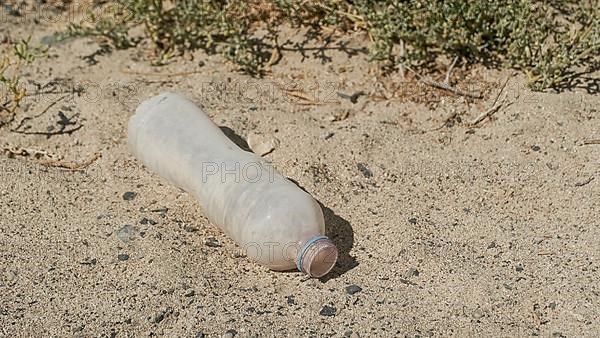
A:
[
  {"xmin": 516, "ymin": 265, "xmax": 524, "ymax": 272},
  {"xmin": 117, "ymin": 224, "xmax": 139, "ymax": 243},
  {"xmin": 153, "ymin": 311, "xmax": 165, "ymax": 323},
  {"xmin": 183, "ymin": 224, "xmax": 199, "ymax": 232},
  {"xmin": 222, "ymin": 329, "xmax": 237, "ymax": 338},
  {"xmin": 80, "ymin": 257, "xmax": 97, "ymax": 265},
  {"xmin": 408, "ymin": 218, "xmax": 417, "ymax": 225},
  {"xmin": 345, "ymin": 284, "xmax": 362, "ymax": 295},
  {"xmin": 531, "ymin": 145, "xmax": 541, "ymax": 152},
  {"xmin": 205, "ymin": 237, "xmax": 222, "ymax": 248},
  {"xmin": 357, "ymin": 163, "xmax": 373, "ymax": 178},
  {"xmin": 323, "ymin": 132, "xmax": 335, "ymax": 140},
  {"xmin": 247, "ymin": 132, "xmax": 279, "ymax": 156},
  {"xmin": 140, "ymin": 218, "xmax": 157, "ymax": 225},
  {"xmin": 122, "ymin": 191, "xmax": 137, "ymax": 200},
  {"xmin": 198, "ymin": 60, "xmax": 205, "ymax": 67},
  {"xmin": 405, "ymin": 268, "xmax": 420, "ymax": 278},
  {"xmin": 319, "ymin": 305, "xmax": 337, "ymax": 316},
  {"xmin": 117, "ymin": 253, "xmax": 130, "ymax": 261},
  {"xmin": 286, "ymin": 295, "xmax": 296, "ymax": 305},
  {"xmin": 185, "ymin": 289, "xmax": 196, "ymax": 297},
  {"xmin": 487, "ymin": 241, "xmax": 496, "ymax": 249},
  {"xmin": 549, "ymin": 302, "xmax": 556, "ymax": 310}
]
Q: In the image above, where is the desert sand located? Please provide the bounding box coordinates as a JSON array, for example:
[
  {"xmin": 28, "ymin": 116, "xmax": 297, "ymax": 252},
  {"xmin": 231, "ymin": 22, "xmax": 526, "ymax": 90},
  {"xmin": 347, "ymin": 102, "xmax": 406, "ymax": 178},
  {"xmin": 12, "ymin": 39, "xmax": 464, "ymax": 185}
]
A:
[{"xmin": 1, "ymin": 6, "xmax": 599, "ymax": 338}]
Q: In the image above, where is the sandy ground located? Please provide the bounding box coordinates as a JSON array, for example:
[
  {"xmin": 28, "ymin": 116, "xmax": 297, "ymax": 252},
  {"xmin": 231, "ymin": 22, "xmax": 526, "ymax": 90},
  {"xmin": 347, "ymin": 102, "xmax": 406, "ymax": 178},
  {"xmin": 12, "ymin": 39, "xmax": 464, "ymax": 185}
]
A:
[{"xmin": 1, "ymin": 5, "xmax": 599, "ymax": 338}]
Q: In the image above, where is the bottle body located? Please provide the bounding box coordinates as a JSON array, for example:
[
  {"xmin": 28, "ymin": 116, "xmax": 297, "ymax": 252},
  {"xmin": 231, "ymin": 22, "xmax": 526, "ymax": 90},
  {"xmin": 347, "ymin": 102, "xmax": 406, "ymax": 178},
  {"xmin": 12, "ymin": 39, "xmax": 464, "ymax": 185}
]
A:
[{"xmin": 128, "ymin": 93, "xmax": 337, "ymax": 275}]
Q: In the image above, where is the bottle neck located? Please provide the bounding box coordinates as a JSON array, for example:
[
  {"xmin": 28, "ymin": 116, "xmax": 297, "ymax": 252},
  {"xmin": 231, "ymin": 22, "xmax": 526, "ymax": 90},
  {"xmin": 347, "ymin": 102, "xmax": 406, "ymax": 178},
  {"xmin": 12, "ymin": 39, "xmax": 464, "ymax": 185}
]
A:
[{"xmin": 296, "ymin": 235, "xmax": 338, "ymax": 278}]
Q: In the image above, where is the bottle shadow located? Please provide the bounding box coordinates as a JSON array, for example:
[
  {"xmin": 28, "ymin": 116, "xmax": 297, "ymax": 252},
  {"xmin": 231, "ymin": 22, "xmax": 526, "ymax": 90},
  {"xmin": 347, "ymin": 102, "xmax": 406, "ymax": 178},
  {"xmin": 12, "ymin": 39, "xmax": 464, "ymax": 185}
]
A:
[
  {"xmin": 220, "ymin": 126, "xmax": 252, "ymax": 152},
  {"xmin": 317, "ymin": 201, "xmax": 358, "ymax": 281},
  {"xmin": 221, "ymin": 125, "xmax": 358, "ymax": 280}
]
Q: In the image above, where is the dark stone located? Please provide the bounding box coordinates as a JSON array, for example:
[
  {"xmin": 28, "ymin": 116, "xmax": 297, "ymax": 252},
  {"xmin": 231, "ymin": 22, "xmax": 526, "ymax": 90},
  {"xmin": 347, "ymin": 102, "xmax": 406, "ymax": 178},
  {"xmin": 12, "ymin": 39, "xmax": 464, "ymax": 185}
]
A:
[
  {"xmin": 516, "ymin": 265, "xmax": 524, "ymax": 272},
  {"xmin": 357, "ymin": 163, "xmax": 373, "ymax": 178},
  {"xmin": 286, "ymin": 295, "xmax": 296, "ymax": 305},
  {"xmin": 122, "ymin": 191, "xmax": 137, "ymax": 200},
  {"xmin": 205, "ymin": 238, "xmax": 222, "ymax": 247},
  {"xmin": 225, "ymin": 329, "xmax": 237, "ymax": 337},
  {"xmin": 185, "ymin": 289, "xmax": 195, "ymax": 297},
  {"xmin": 405, "ymin": 268, "xmax": 420, "ymax": 277},
  {"xmin": 184, "ymin": 224, "xmax": 199, "ymax": 232},
  {"xmin": 345, "ymin": 284, "xmax": 362, "ymax": 295},
  {"xmin": 153, "ymin": 311, "xmax": 165, "ymax": 323},
  {"xmin": 319, "ymin": 305, "xmax": 337, "ymax": 316},
  {"xmin": 408, "ymin": 218, "xmax": 417, "ymax": 225},
  {"xmin": 532, "ymin": 145, "xmax": 541, "ymax": 151},
  {"xmin": 117, "ymin": 253, "xmax": 129, "ymax": 261},
  {"xmin": 140, "ymin": 218, "xmax": 157, "ymax": 225},
  {"xmin": 195, "ymin": 333, "xmax": 205, "ymax": 338}
]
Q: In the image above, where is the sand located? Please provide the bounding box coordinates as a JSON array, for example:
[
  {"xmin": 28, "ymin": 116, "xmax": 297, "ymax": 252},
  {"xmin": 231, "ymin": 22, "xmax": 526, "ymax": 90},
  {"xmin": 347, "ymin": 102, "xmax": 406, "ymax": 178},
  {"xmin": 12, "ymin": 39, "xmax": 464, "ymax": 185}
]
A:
[{"xmin": 1, "ymin": 6, "xmax": 599, "ymax": 338}]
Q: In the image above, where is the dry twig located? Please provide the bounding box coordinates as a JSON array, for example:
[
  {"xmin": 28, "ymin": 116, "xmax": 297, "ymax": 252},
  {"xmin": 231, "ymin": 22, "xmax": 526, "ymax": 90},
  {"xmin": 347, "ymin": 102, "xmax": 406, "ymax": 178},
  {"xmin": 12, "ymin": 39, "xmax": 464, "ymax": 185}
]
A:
[
  {"xmin": 404, "ymin": 57, "xmax": 482, "ymax": 99},
  {"xmin": 469, "ymin": 77, "xmax": 512, "ymax": 126}
]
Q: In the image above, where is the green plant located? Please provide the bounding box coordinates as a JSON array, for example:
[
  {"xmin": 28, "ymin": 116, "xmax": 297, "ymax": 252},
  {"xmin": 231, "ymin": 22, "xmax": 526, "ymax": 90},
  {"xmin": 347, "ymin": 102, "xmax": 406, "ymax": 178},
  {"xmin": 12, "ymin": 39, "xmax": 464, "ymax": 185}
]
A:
[
  {"xmin": 58, "ymin": 0, "xmax": 599, "ymax": 90},
  {"xmin": 0, "ymin": 37, "xmax": 48, "ymax": 125}
]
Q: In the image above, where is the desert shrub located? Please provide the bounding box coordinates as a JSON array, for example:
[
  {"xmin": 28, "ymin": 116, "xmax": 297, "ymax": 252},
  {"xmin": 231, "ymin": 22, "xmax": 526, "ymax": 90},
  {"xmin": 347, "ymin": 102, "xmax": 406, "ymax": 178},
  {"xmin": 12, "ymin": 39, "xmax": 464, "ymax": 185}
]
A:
[{"xmin": 60, "ymin": 0, "xmax": 599, "ymax": 90}]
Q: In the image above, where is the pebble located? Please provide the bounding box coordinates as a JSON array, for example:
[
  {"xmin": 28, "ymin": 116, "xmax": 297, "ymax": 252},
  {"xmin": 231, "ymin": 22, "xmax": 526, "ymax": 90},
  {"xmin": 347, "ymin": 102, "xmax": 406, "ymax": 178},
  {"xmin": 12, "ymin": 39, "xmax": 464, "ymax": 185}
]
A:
[
  {"xmin": 286, "ymin": 295, "xmax": 296, "ymax": 305},
  {"xmin": 356, "ymin": 163, "xmax": 373, "ymax": 178},
  {"xmin": 153, "ymin": 311, "xmax": 165, "ymax": 323},
  {"xmin": 405, "ymin": 268, "xmax": 420, "ymax": 278},
  {"xmin": 319, "ymin": 305, "xmax": 337, "ymax": 316},
  {"xmin": 205, "ymin": 237, "xmax": 222, "ymax": 247},
  {"xmin": 222, "ymin": 329, "xmax": 237, "ymax": 338},
  {"xmin": 117, "ymin": 253, "xmax": 130, "ymax": 261},
  {"xmin": 247, "ymin": 132, "xmax": 279, "ymax": 156},
  {"xmin": 531, "ymin": 145, "xmax": 541, "ymax": 152},
  {"xmin": 184, "ymin": 289, "xmax": 196, "ymax": 297},
  {"xmin": 122, "ymin": 191, "xmax": 137, "ymax": 200},
  {"xmin": 198, "ymin": 60, "xmax": 205, "ymax": 67},
  {"xmin": 72, "ymin": 324, "xmax": 84, "ymax": 333},
  {"xmin": 140, "ymin": 218, "xmax": 157, "ymax": 225},
  {"xmin": 183, "ymin": 224, "xmax": 199, "ymax": 232},
  {"xmin": 408, "ymin": 218, "xmax": 417, "ymax": 225},
  {"xmin": 516, "ymin": 265, "xmax": 524, "ymax": 272},
  {"xmin": 116, "ymin": 224, "xmax": 139, "ymax": 243},
  {"xmin": 345, "ymin": 284, "xmax": 362, "ymax": 295}
]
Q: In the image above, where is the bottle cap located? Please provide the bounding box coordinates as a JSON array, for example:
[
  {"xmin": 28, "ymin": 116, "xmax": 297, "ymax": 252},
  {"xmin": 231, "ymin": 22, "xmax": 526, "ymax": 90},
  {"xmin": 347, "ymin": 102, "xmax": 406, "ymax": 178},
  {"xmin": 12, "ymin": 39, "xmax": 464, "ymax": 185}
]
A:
[{"xmin": 296, "ymin": 235, "xmax": 338, "ymax": 278}]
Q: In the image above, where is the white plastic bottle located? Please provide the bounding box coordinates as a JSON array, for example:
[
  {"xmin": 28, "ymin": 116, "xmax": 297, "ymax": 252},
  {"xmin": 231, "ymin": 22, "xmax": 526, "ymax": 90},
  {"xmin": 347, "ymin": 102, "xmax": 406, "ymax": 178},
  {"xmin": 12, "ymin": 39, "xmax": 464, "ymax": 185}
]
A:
[{"xmin": 128, "ymin": 92, "xmax": 338, "ymax": 277}]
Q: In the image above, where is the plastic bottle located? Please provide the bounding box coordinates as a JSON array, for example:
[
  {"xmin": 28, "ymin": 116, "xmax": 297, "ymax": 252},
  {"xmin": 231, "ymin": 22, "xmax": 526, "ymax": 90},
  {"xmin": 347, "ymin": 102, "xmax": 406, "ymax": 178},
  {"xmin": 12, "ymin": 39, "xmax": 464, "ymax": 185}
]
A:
[{"xmin": 128, "ymin": 92, "xmax": 338, "ymax": 277}]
